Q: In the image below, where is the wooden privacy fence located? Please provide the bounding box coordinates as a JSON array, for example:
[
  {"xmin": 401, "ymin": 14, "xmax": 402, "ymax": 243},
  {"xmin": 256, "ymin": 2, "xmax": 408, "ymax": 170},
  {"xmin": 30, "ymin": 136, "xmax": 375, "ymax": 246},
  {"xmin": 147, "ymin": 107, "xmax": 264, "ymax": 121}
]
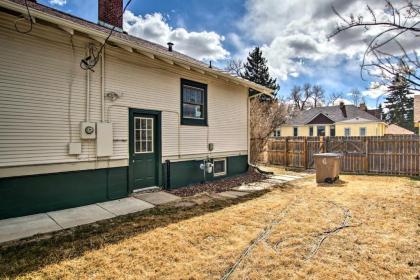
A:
[{"xmin": 266, "ymin": 135, "xmax": 420, "ymax": 176}]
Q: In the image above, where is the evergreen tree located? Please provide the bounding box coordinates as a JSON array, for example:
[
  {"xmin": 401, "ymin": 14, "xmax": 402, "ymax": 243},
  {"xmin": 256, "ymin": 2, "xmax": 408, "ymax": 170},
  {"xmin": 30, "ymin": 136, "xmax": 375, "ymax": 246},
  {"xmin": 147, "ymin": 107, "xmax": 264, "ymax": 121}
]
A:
[
  {"xmin": 384, "ymin": 74, "xmax": 414, "ymax": 131},
  {"xmin": 241, "ymin": 47, "xmax": 279, "ymax": 98}
]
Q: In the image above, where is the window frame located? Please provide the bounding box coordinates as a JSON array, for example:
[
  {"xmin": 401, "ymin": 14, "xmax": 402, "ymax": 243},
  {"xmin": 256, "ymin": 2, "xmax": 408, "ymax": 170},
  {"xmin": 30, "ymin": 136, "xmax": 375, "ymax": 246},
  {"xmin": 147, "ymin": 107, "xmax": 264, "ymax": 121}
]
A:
[
  {"xmin": 293, "ymin": 127, "xmax": 298, "ymax": 137},
  {"xmin": 213, "ymin": 158, "xmax": 227, "ymax": 177},
  {"xmin": 360, "ymin": 127, "xmax": 367, "ymax": 136},
  {"xmin": 330, "ymin": 125, "xmax": 336, "ymax": 137},
  {"xmin": 317, "ymin": 125, "xmax": 326, "ymax": 137},
  {"xmin": 273, "ymin": 128, "xmax": 281, "ymax": 138},
  {"xmin": 180, "ymin": 79, "xmax": 208, "ymax": 126},
  {"xmin": 344, "ymin": 128, "xmax": 351, "ymax": 137},
  {"xmin": 134, "ymin": 117, "xmax": 154, "ymax": 154}
]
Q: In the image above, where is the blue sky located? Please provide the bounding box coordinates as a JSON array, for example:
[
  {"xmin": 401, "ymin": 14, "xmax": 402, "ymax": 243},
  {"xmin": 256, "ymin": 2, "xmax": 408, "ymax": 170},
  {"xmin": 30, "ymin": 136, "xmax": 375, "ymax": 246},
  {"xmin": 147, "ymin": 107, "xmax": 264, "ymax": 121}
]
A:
[{"xmin": 39, "ymin": 0, "xmax": 402, "ymax": 108}]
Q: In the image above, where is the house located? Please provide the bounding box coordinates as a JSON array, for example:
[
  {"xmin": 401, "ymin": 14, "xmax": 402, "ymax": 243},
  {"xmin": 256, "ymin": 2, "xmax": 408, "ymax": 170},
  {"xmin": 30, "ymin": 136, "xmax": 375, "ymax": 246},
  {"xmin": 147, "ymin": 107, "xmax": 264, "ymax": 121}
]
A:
[
  {"xmin": 0, "ymin": 0, "xmax": 272, "ymax": 219},
  {"xmin": 414, "ymin": 94, "xmax": 420, "ymax": 134},
  {"xmin": 384, "ymin": 124, "xmax": 414, "ymax": 135},
  {"xmin": 275, "ymin": 102, "xmax": 385, "ymax": 137}
]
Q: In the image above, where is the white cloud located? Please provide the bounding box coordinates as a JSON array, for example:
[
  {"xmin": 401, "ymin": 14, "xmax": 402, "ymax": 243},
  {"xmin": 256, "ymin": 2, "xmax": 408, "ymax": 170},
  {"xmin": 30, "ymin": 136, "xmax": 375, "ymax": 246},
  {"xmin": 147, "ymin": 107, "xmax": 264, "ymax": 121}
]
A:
[
  {"xmin": 238, "ymin": 0, "xmax": 419, "ymax": 82},
  {"xmin": 123, "ymin": 11, "xmax": 229, "ymax": 61},
  {"xmin": 333, "ymin": 98, "xmax": 352, "ymax": 105},
  {"xmin": 49, "ymin": 0, "xmax": 66, "ymax": 5},
  {"xmin": 362, "ymin": 82, "xmax": 388, "ymax": 99}
]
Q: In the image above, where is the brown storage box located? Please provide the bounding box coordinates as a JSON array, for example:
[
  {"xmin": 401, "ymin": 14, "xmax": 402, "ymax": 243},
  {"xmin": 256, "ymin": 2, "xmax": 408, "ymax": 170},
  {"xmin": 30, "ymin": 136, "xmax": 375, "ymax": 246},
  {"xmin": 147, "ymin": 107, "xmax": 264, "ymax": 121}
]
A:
[{"xmin": 313, "ymin": 153, "xmax": 342, "ymax": 183}]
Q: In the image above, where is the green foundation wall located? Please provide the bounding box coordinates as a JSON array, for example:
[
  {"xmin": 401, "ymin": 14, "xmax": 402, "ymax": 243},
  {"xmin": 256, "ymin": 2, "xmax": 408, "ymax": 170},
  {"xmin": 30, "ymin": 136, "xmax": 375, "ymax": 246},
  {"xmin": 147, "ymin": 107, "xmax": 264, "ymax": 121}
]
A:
[
  {"xmin": 0, "ymin": 155, "xmax": 247, "ymax": 219},
  {"xmin": 0, "ymin": 167, "xmax": 128, "ymax": 219},
  {"xmin": 163, "ymin": 155, "xmax": 248, "ymax": 189}
]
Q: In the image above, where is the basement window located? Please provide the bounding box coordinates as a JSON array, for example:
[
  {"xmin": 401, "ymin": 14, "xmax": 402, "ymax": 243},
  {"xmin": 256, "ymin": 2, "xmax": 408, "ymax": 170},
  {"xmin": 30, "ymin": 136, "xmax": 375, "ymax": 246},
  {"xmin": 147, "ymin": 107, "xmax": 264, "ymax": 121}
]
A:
[
  {"xmin": 213, "ymin": 158, "xmax": 227, "ymax": 177},
  {"xmin": 181, "ymin": 79, "xmax": 207, "ymax": 126}
]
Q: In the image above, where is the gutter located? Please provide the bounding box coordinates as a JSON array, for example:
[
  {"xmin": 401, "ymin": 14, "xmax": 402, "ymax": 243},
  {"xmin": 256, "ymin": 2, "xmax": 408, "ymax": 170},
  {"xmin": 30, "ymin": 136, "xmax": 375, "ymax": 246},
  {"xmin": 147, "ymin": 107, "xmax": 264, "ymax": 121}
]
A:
[{"xmin": 1, "ymin": 0, "xmax": 273, "ymax": 95}]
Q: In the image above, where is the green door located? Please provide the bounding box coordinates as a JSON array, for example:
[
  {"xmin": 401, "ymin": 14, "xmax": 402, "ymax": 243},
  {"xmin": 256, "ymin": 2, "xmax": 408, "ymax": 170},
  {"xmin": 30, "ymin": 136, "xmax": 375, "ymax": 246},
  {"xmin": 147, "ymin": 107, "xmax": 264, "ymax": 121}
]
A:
[{"xmin": 131, "ymin": 113, "xmax": 158, "ymax": 189}]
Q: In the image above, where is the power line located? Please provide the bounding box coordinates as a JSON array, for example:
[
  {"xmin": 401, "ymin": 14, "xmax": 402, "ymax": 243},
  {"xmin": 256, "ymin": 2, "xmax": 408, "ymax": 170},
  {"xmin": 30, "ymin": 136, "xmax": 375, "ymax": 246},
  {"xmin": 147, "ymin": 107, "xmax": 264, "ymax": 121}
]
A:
[
  {"xmin": 14, "ymin": 0, "xmax": 34, "ymax": 34},
  {"xmin": 80, "ymin": 0, "xmax": 133, "ymax": 71}
]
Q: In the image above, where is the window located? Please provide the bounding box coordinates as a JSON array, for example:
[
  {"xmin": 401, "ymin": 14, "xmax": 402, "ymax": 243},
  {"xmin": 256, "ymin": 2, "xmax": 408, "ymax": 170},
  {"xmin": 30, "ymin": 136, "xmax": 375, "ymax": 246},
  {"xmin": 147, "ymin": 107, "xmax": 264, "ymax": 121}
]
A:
[
  {"xmin": 317, "ymin": 126, "xmax": 325, "ymax": 136},
  {"xmin": 134, "ymin": 117, "xmax": 153, "ymax": 153},
  {"xmin": 360, "ymin": 127, "xmax": 366, "ymax": 136},
  {"xmin": 309, "ymin": 126, "xmax": 313, "ymax": 136},
  {"xmin": 344, "ymin": 128, "xmax": 351, "ymax": 137},
  {"xmin": 293, "ymin": 127, "xmax": 298, "ymax": 137},
  {"xmin": 181, "ymin": 79, "xmax": 207, "ymax": 126},
  {"xmin": 330, "ymin": 125, "xmax": 336, "ymax": 137},
  {"xmin": 273, "ymin": 128, "xmax": 281, "ymax": 138},
  {"xmin": 213, "ymin": 158, "xmax": 227, "ymax": 177}
]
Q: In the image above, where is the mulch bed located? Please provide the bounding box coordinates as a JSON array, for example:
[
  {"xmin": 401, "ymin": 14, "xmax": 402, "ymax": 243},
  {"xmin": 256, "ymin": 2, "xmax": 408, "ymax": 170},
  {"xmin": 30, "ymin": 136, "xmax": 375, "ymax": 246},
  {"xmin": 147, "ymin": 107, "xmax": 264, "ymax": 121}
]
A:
[{"xmin": 167, "ymin": 171, "xmax": 268, "ymax": 197}]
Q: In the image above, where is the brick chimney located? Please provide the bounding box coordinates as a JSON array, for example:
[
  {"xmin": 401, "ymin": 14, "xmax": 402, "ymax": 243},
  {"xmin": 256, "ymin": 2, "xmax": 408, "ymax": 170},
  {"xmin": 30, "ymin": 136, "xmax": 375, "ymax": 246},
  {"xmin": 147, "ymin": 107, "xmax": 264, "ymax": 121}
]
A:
[
  {"xmin": 359, "ymin": 103, "xmax": 367, "ymax": 111},
  {"xmin": 98, "ymin": 0, "xmax": 123, "ymax": 31},
  {"xmin": 339, "ymin": 101, "xmax": 347, "ymax": 118}
]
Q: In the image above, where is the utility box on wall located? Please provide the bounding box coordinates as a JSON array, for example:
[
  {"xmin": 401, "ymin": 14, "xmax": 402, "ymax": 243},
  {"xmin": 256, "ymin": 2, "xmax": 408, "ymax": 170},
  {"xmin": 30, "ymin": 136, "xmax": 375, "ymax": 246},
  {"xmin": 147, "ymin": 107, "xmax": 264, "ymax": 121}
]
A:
[
  {"xmin": 96, "ymin": 122, "xmax": 113, "ymax": 157},
  {"xmin": 80, "ymin": 122, "xmax": 96, "ymax": 139}
]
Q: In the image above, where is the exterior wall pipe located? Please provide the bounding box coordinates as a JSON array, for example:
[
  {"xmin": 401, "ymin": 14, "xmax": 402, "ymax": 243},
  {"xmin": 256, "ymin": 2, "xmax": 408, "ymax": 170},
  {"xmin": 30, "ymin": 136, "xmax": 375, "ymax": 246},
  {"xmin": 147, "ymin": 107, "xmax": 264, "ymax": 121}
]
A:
[
  {"xmin": 86, "ymin": 48, "xmax": 90, "ymax": 122},
  {"xmin": 101, "ymin": 47, "xmax": 105, "ymax": 122}
]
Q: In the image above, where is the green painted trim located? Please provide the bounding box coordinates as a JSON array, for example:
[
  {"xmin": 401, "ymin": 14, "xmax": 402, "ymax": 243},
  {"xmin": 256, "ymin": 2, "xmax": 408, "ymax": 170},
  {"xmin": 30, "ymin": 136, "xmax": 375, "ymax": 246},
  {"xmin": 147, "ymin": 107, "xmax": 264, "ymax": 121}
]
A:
[
  {"xmin": 0, "ymin": 167, "xmax": 128, "ymax": 220},
  {"xmin": 129, "ymin": 108, "xmax": 163, "ymax": 192},
  {"xmin": 180, "ymin": 78, "xmax": 208, "ymax": 126},
  {"xmin": 163, "ymin": 155, "xmax": 248, "ymax": 189}
]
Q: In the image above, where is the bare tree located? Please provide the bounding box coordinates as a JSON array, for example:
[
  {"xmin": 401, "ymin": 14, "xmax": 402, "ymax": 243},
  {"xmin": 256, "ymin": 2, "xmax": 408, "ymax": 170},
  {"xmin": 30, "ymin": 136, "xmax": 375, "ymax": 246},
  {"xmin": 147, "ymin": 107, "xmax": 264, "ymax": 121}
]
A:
[
  {"xmin": 328, "ymin": 91, "xmax": 344, "ymax": 105},
  {"xmin": 250, "ymin": 98, "xmax": 287, "ymax": 163},
  {"xmin": 329, "ymin": 0, "xmax": 420, "ymax": 91},
  {"xmin": 312, "ymin": 85, "xmax": 326, "ymax": 107},
  {"xmin": 350, "ymin": 88, "xmax": 362, "ymax": 106},
  {"xmin": 289, "ymin": 84, "xmax": 313, "ymax": 111},
  {"xmin": 224, "ymin": 58, "xmax": 244, "ymax": 77}
]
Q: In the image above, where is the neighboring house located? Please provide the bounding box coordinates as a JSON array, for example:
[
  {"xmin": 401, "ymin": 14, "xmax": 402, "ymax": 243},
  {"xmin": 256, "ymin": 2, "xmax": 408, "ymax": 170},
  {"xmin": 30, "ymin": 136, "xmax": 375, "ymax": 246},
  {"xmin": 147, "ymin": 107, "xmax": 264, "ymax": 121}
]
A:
[
  {"xmin": 414, "ymin": 94, "xmax": 420, "ymax": 134},
  {"xmin": 275, "ymin": 102, "xmax": 385, "ymax": 137},
  {"xmin": 385, "ymin": 124, "xmax": 414, "ymax": 135},
  {"xmin": 0, "ymin": 0, "xmax": 272, "ymax": 219}
]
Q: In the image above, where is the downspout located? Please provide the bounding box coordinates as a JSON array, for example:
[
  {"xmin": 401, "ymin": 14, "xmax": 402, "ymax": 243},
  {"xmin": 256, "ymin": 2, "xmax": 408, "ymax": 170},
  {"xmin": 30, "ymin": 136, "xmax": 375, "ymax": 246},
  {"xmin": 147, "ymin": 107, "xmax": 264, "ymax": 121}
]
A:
[
  {"xmin": 85, "ymin": 48, "xmax": 90, "ymax": 122},
  {"xmin": 101, "ymin": 47, "xmax": 105, "ymax": 122}
]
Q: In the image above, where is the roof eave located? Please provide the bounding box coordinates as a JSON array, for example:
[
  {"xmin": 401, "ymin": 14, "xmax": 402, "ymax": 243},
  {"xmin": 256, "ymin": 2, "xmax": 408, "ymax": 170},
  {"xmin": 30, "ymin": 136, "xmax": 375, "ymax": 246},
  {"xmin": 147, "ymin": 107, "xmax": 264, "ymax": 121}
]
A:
[{"xmin": 1, "ymin": 0, "xmax": 273, "ymax": 95}]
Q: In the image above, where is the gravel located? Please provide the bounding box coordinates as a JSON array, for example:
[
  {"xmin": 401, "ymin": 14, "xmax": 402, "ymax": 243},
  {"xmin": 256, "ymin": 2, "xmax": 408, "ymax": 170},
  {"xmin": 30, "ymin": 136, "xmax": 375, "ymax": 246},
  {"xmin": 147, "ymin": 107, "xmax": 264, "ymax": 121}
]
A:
[{"xmin": 167, "ymin": 171, "xmax": 268, "ymax": 197}]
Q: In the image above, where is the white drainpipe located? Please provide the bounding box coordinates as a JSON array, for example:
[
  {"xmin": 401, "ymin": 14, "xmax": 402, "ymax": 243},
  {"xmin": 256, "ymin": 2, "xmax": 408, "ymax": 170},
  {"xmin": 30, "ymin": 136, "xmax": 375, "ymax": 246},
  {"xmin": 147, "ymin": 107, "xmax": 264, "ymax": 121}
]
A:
[{"xmin": 101, "ymin": 47, "xmax": 105, "ymax": 122}]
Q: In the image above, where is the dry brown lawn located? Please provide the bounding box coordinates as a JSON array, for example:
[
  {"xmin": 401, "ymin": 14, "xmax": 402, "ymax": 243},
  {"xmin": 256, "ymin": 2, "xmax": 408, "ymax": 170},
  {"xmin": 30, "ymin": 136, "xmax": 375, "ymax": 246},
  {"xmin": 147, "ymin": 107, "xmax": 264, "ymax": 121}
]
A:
[{"xmin": 0, "ymin": 175, "xmax": 418, "ymax": 279}]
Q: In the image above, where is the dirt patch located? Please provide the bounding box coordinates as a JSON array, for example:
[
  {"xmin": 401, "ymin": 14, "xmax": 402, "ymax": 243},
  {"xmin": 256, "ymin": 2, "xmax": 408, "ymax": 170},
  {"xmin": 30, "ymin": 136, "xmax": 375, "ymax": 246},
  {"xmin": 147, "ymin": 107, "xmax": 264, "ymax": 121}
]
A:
[{"xmin": 167, "ymin": 171, "xmax": 267, "ymax": 197}]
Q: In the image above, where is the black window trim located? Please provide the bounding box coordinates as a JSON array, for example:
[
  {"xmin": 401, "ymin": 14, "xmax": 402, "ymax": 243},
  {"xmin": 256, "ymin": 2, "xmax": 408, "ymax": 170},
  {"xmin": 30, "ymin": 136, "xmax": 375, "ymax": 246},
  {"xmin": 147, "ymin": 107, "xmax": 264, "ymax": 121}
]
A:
[{"xmin": 180, "ymin": 78, "xmax": 208, "ymax": 126}]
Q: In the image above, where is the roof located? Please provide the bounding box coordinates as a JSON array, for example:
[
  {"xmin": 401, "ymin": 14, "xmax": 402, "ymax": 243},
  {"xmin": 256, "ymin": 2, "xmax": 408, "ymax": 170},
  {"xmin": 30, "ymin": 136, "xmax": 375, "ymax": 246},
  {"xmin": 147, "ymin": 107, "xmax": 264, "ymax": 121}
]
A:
[
  {"xmin": 285, "ymin": 105, "xmax": 382, "ymax": 125},
  {"xmin": 0, "ymin": 0, "xmax": 273, "ymax": 95},
  {"xmin": 385, "ymin": 124, "xmax": 415, "ymax": 135}
]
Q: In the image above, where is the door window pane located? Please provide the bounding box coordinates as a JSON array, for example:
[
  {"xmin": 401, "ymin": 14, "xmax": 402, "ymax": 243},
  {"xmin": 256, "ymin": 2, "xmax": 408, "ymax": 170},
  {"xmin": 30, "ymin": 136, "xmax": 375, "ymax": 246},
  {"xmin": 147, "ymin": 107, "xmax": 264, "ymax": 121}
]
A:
[{"xmin": 135, "ymin": 117, "xmax": 154, "ymax": 153}]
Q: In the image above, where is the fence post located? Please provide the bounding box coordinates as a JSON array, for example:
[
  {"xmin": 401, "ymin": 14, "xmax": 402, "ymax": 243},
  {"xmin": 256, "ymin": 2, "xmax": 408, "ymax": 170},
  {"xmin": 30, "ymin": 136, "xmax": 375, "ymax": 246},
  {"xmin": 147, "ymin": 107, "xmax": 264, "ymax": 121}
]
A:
[
  {"xmin": 303, "ymin": 137, "xmax": 308, "ymax": 169},
  {"xmin": 285, "ymin": 137, "xmax": 289, "ymax": 167},
  {"xmin": 365, "ymin": 137, "xmax": 369, "ymax": 173}
]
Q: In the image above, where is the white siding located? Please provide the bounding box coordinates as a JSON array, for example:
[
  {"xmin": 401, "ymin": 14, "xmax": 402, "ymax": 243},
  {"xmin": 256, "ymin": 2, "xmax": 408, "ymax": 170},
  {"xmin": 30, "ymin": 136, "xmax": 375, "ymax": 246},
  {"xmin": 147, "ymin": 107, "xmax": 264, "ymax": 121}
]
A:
[{"xmin": 0, "ymin": 12, "xmax": 248, "ymax": 172}]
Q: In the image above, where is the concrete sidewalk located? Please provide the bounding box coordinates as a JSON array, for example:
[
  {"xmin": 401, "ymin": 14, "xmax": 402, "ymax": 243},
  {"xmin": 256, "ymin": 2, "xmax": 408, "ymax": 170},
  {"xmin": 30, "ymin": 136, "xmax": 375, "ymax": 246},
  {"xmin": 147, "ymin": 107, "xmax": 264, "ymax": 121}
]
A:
[
  {"xmin": 0, "ymin": 193, "xmax": 179, "ymax": 244},
  {"xmin": 0, "ymin": 174, "xmax": 305, "ymax": 244}
]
